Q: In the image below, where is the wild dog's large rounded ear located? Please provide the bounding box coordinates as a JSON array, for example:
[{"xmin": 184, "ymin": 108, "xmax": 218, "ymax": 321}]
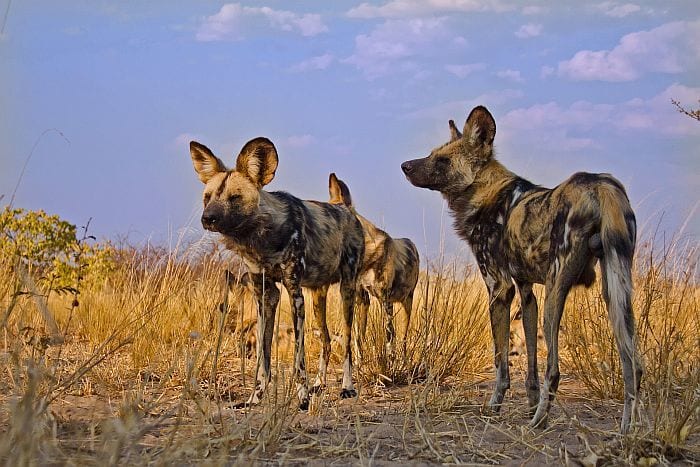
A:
[
  {"xmin": 463, "ymin": 106, "xmax": 496, "ymax": 147},
  {"xmin": 328, "ymin": 173, "xmax": 353, "ymax": 207},
  {"xmin": 448, "ymin": 119, "xmax": 462, "ymax": 141},
  {"xmin": 190, "ymin": 141, "xmax": 227, "ymax": 184},
  {"xmin": 235, "ymin": 137, "xmax": 278, "ymax": 188}
]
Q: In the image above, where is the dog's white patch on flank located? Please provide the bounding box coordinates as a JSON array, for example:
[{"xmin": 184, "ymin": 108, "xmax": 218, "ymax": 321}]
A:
[
  {"xmin": 563, "ymin": 222, "xmax": 570, "ymax": 250},
  {"xmin": 496, "ymin": 213, "xmax": 504, "ymax": 225}
]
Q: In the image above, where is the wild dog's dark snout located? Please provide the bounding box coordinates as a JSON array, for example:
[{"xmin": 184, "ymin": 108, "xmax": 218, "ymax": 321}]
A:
[
  {"xmin": 201, "ymin": 207, "xmax": 222, "ymax": 230},
  {"xmin": 401, "ymin": 161, "xmax": 414, "ymax": 175}
]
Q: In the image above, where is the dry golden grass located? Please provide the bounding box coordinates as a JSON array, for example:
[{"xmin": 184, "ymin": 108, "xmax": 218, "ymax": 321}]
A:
[{"xmin": 0, "ymin": 231, "xmax": 698, "ymax": 465}]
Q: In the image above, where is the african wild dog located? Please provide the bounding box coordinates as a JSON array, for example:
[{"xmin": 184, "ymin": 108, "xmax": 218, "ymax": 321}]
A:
[
  {"xmin": 326, "ymin": 173, "xmax": 419, "ymax": 359},
  {"xmin": 401, "ymin": 106, "xmax": 641, "ymax": 433},
  {"xmin": 189, "ymin": 138, "xmax": 364, "ymax": 408}
]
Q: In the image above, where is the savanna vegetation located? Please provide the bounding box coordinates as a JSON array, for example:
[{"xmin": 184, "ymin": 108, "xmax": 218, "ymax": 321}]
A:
[{"xmin": 0, "ymin": 205, "xmax": 698, "ymax": 465}]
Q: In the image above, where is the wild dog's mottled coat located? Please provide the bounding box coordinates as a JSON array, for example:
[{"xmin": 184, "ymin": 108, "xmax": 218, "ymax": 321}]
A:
[
  {"xmin": 402, "ymin": 106, "xmax": 641, "ymax": 433},
  {"xmin": 327, "ymin": 173, "xmax": 419, "ymax": 358},
  {"xmin": 190, "ymin": 138, "xmax": 364, "ymax": 408}
]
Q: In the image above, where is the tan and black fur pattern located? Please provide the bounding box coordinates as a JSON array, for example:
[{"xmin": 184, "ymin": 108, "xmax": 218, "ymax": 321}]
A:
[
  {"xmin": 326, "ymin": 173, "xmax": 419, "ymax": 359},
  {"xmin": 402, "ymin": 106, "xmax": 642, "ymax": 433},
  {"xmin": 190, "ymin": 138, "xmax": 364, "ymax": 409}
]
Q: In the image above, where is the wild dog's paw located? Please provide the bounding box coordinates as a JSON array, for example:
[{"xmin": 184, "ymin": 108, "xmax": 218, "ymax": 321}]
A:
[
  {"xmin": 529, "ymin": 411, "xmax": 549, "ymax": 430},
  {"xmin": 233, "ymin": 389, "xmax": 263, "ymax": 409},
  {"xmin": 340, "ymin": 388, "xmax": 357, "ymax": 399}
]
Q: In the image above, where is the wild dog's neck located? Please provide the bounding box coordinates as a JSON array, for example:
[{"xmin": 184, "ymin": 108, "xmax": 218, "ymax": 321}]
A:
[
  {"xmin": 443, "ymin": 159, "xmax": 523, "ymax": 241},
  {"xmin": 444, "ymin": 159, "xmax": 517, "ymax": 215}
]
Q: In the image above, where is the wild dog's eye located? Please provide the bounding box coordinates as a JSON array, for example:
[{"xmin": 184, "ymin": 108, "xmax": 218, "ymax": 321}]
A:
[
  {"xmin": 435, "ymin": 156, "xmax": 450, "ymax": 166},
  {"xmin": 203, "ymin": 194, "xmax": 211, "ymax": 204},
  {"xmin": 228, "ymin": 194, "xmax": 241, "ymax": 203}
]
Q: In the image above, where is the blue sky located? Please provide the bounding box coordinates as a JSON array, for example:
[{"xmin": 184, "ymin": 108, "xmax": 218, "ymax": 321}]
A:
[{"xmin": 1, "ymin": 1, "xmax": 699, "ymax": 259}]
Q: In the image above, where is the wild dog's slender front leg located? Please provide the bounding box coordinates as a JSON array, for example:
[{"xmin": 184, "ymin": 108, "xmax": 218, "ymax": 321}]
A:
[
  {"xmin": 354, "ymin": 288, "xmax": 370, "ymax": 361},
  {"xmin": 246, "ymin": 273, "xmax": 280, "ymax": 406},
  {"xmin": 530, "ymin": 238, "xmax": 589, "ymax": 429},
  {"xmin": 516, "ymin": 281, "xmax": 540, "ymax": 413},
  {"xmin": 310, "ymin": 285, "xmax": 330, "ymax": 393},
  {"xmin": 283, "ymin": 274, "xmax": 310, "ymax": 410},
  {"xmin": 487, "ymin": 278, "xmax": 515, "ymax": 412},
  {"xmin": 339, "ymin": 280, "xmax": 357, "ymax": 398}
]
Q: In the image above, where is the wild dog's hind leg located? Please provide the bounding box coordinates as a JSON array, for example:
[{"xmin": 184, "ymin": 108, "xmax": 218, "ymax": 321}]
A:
[
  {"xmin": 516, "ymin": 281, "xmax": 540, "ymax": 414},
  {"xmin": 244, "ymin": 273, "xmax": 280, "ymax": 406},
  {"xmin": 382, "ymin": 296, "xmax": 396, "ymax": 360},
  {"xmin": 339, "ymin": 279, "xmax": 357, "ymax": 398},
  {"xmin": 400, "ymin": 292, "xmax": 414, "ymax": 354},
  {"xmin": 354, "ymin": 288, "xmax": 370, "ymax": 361},
  {"xmin": 530, "ymin": 237, "xmax": 590, "ymax": 429},
  {"xmin": 282, "ymin": 272, "xmax": 310, "ymax": 410},
  {"xmin": 311, "ymin": 285, "xmax": 330, "ymax": 393},
  {"xmin": 487, "ymin": 277, "xmax": 515, "ymax": 412},
  {"xmin": 339, "ymin": 244, "xmax": 361, "ymax": 399}
]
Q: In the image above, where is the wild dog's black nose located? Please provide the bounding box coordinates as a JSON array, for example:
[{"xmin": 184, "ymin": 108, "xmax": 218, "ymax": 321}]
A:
[
  {"xmin": 201, "ymin": 213, "xmax": 219, "ymax": 228},
  {"xmin": 401, "ymin": 161, "xmax": 413, "ymax": 175}
]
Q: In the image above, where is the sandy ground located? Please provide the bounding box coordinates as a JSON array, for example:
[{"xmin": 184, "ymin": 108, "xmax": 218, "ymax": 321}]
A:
[{"xmin": 3, "ymin": 348, "xmax": 695, "ymax": 466}]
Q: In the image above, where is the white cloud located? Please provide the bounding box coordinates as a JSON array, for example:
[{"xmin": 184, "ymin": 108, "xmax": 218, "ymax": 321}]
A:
[
  {"xmin": 500, "ymin": 84, "xmax": 700, "ymax": 141},
  {"xmin": 343, "ymin": 18, "xmax": 450, "ymax": 79},
  {"xmin": 557, "ymin": 20, "xmax": 700, "ymax": 82},
  {"xmin": 445, "ymin": 63, "xmax": 486, "ymax": 78},
  {"xmin": 346, "ymin": 0, "xmax": 512, "ymax": 18},
  {"xmin": 514, "ymin": 23, "xmax": 542, "ymax": 38},
  {"xmin": 288, "ymin": 54, "xmax": 334, "ymax": 72},
  {"xmin": 496, "ymin": 69, "xmax": 524, "ymax": 82},
  {"xmin": 540, "ymin": 65, "xmax": 555, "ymax": 78},
  {"xmin": 196, "ymin": 3, "xmax": 327, "ymax": 41},
  {"xmin": 594, "ymin": 2, "xmax": 642, "ymax": 18}
]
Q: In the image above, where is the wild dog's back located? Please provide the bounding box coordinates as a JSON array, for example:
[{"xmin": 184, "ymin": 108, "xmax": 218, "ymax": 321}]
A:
[{"xmin": 300, "ymin": 200, "xmax": 365, "ymax": 289}]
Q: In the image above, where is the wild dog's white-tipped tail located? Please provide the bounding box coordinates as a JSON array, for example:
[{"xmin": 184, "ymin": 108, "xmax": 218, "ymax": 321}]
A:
[{"xmin": 598, "ymin": 183, "xmax": 642, "ymax": 400}]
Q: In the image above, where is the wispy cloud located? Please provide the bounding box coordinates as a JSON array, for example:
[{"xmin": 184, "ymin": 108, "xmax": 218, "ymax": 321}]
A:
[
  {"xmin": 514, "ymin": 23, "xmax": 542, "ymax": 38},
  {"xmin": 496, "ymin": 69, "xmax": 524, "ymax": 82},
  {"xmin": 594, "ymin": 2, "xmax": 642, "ymax": 17},
  {"xmin": 445, "ymin": 63, "xmax": 486, "ymax": 78},
  {"xmin": 196, "ymin": 3, "xmax": 327, "ymax": 41},
  {"xmin": 288, "ymin": 54, "xmax": 334, "ymax": 72},
  {"xmin": 173, "ymin": 132, "xmax": 203, "ymax": 149},
  {"xmin": 557, "ymin": 20, "xmax": 700, "ymax": 82},
  {"xmin": 343, "ymin": 18, "xmax": 450, "ymax": 79},
  {"xmin": 346, "ymin": 0, "xmax": 512, "ymax": 18},
  {"xmin": 284, "ymin": 134, "xmax": 316, "ymax": 148},
  {"xmin": 522, "ymin": 5, "xmax": 548, "ymax": 15},
  {"xmin": 405, "ymin": 89, "xmax": 524, "ymax": 120}
]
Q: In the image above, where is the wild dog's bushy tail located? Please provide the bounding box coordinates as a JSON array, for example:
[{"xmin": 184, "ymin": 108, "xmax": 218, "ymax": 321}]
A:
[{"xmin": 597, "ymin": 181, "xmax": 639, "ymax": 370}]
